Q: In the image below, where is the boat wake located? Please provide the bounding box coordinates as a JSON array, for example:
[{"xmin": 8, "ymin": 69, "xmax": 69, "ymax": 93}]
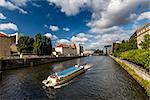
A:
[{"xmin": 83, "ymin": 64, "xmax": 93, "ymax": 70}]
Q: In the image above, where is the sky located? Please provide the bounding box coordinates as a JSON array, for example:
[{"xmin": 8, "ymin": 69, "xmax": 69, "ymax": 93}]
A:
[{"xmin": 0, "ymin": 0, "xmax": 149, "ymax": 49}]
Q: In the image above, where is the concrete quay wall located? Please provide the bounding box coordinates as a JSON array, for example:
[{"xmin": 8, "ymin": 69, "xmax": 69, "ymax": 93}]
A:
[
  {"xmin": 0, "ymin": 56, "xmax": 83, "ymax": 70},
  {"xmin": 110, "ymin": 55, "xmax": 150, "ymax": 96}
]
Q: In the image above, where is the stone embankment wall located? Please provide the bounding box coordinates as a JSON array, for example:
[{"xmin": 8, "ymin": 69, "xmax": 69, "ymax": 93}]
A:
[
  {"xmin": 0, "ymin": 56, "xmax": 83, "ymax": 70},
  {"xmin": 110, "ymin": 55, "xmax": 150, "ymax": 96}
]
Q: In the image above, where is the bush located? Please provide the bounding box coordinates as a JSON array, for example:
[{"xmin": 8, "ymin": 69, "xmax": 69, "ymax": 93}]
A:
[
  {"xmin": 119, "ymin": 49, "xmax": 150, "ymax": 70},
  {"xmin": 112, "ymin": 51, "xmax": 121, "ymax": 57}
]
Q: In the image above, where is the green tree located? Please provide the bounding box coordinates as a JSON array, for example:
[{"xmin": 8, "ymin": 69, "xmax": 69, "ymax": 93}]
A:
[
  {"xmin": 129, "ymin": 32, "xmax": 138, "ymax": 49},
  {"xmin": 140, "ymin": 34, "xmax": 150, "ymax": 49},
  {"xmin": 122, "ymin": 40, "xmax": 125, "ymax": 43},
  {"xmin": 33, "ymin": 33, "xmax": 43, "ymax": 55},
  {"xmin": 44, "ymin": 36, "xmax": 52, "ymax": 55},
  {"xmin": 94, "ymin": 49, "xmax": 103, "ymax": 54},
  {"xmin": 17, "ymin": 36, "xmax": 34, "ymax": 54},
  {"xmin": 33, "ymin": 33, "xmax": 52, "ymax": 55}
]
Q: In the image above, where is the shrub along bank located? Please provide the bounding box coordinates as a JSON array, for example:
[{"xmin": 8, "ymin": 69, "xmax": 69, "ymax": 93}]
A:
[
  {"xmin": 112, "ymin": 49, "xmax": 150, "ymax": 71},
  {"xmin": 119, "ymin": 49, "xmax": 150, "ymax": 70},
  {"xmin": 112, "ymin": 34, "xmax": 150, "ymax": 71}
]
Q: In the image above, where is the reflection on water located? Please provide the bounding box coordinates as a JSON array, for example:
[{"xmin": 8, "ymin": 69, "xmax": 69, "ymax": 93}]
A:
[{"xmin": 0, "ymin": 56, "xmax": 149, "ymax": 100}]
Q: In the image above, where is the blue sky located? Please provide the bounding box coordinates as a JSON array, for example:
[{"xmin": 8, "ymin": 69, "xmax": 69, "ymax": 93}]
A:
[{"xmin": 0, "ymin": 0, "xmax": 149, "ymax": 49}]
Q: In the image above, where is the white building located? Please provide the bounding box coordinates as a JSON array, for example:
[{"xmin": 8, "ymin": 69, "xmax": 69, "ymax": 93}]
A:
[
  {"xmin": 53, "ymin": 44, "xmax": 83, "ymax": 56},
  {"xmin": 8, "ymin": 32, "xmax": 20, "ymax": 44},
  {"xmin": 136, "ymin": 23, "xmax": 150, "ymax": 49},
  {"xmin": 9, "ymin": 32, "xmax": 20, "ymax": 54},
  {"xmin": 76, "ymin": 44, "xmax": 83, "ymax": 55},
  {"xmin": 0, "ymin": 32, "xmax": 20, "ymax": 57},
  {"xmin": 54, "ymin": 44, "xmax": 77, "ymax": 56},
  {"xmin": 103, "ymin": 45, "xmax": 112, "ymax": 55},
  {"xmin": 83, "ymin": 49, "xmax": 94, "ymax": 55}
]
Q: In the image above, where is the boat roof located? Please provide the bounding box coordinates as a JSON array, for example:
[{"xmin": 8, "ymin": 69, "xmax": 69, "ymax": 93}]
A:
[{"xmin": 57, "ymin": 66, "xmax": 82, "ymax": 78}]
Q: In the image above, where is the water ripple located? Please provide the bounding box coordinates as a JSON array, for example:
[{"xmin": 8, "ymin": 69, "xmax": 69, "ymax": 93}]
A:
[{"xmin": 0, "ymin": 56, "xmax": 149, "ymax": 100}]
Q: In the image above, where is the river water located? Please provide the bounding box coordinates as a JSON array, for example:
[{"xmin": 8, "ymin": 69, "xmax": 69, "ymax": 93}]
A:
[{"xmin": 0, "ymin": 56, "xmax": 149, "ymax": 100}]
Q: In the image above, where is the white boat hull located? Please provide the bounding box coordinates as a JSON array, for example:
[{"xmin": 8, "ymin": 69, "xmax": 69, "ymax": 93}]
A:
[{"xmin": 42, "ymin": 64, "xmax": 92, "ymax": 88}]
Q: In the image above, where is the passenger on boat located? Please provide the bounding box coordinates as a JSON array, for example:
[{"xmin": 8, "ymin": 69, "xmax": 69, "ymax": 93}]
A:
[
  {"xmin": 75, "ymin": 64, "xmax": 79, "ymax": 67},
  {"xmin": 80, "ymin": 66, "xmax": 83, "ymax": 68}
]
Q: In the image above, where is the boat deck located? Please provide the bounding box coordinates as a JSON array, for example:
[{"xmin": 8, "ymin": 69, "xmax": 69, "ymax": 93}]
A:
[{"xmin": 57, "ymin": 66, "xmax": 82, "ymax": 78}]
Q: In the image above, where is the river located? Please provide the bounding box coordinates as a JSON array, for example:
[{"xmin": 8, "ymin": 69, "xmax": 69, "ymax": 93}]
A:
[{"xmin": 0, "ymin": 56, "xmax": 149, "ymax": 100}]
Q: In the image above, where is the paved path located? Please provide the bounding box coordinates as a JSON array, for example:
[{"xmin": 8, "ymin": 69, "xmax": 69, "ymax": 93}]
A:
[{"xmin": 123, "ymin": 60, "xmax": 150, "ymax": 81}]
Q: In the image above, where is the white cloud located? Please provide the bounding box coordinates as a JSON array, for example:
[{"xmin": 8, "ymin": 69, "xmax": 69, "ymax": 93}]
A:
[
  {"xmin": 10, "ymin": 0, "xmax": 30, "ymax": 6},
  {"xmin": 0, "ymin": 0, "xmax": 28, "ymax": 14},
  {"xmin": 49, "ymin": 25, "xmax": 59, "ymax": 31},
  {"xmin": 47, "ymin": 0, "xmax": 89, "ymax": 16},
  {"xmin": 88, "ymin": 33, "xmax": 130, "ymax": 49},
  {"xmin": 76, "ymin": 32, "xmax": 93, "ymax": 38},
  {"xmin": 56, "ymin": 32, "xmax": 93, "ymax": 45},
  {"xmin": 85, "ymin": 0, "xmax": 149, "ymax": 50},
  {"xmin": 47, "ymin": 0, "xmax": 149, "ymax": 29},
  {"xmin": 0, "ymin": 0, "xmax": 16, "ymax": 10},
  {"xmin": 89, "ymin": 26, "xmax": 120, "ymax": 34},
  {"xmin": 57, "ymin": 39, "xmax": 70, "ymax": 44},
  {"xmin": 56, "ymin": 28, "xmax": 130, "ymax": 49},
  {"xmin": 47, "ymin": 0, "xmax": 110, "ymax": 16},
  {"xmin": 87, "ymin": 0, "xmax": 143, "ymax": 29},
  {"xmin": 0, "ymin": 23, "xmax": 18, "ymax": 31},
  {"xmin": 45, "ymin": 33, "xmax": 58, "ymax": 40},
  {"xmin": 101, "ymin": 33, "xmax": 129, "ymax": 43},
  {"xmin": 47, "ymin": 0, "xmax": 148, "ymax": 28},
  {"xmin": 63, "ymin": 27, "xmax": 70, "ymax": 31},
  {"xmin": 47, "ymin": 0, "xmax": 149, "ymax": 49},
  {"xmin": 71, "ymin": 32, "xmax": 93, "ymax": 44},
  {"xmin": 32, "ymin": 3, "xmax": 42, "ymax": 7},
  {"xmin": 71, "ymin": 36, "xmax": 88, "ymax": 44},
  {"xmin": 0, "ymin": 13, "xmax": 6, "ymax": 19},
  {"xmin": 86, "ymin": 25, "xmax": 130, "ymax": 49},
  {"xmin": 137, "ymin": 12, "xmax": 150, "ymax": 21}
]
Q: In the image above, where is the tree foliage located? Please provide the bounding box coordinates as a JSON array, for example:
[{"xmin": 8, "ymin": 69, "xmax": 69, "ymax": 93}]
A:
[
  {"xmin": 113, "ymin": 33, "xmax": 138, "ymax": 55},
  {"xmin": 17, "ymin": 36, "xmax": 34, "ymax": 53},
  {"xmin": 33, "ymin": 33, "xmax": 43, "ymax": 55},
  {"xmin": 17, "ymin": 33, "xmax": 52, "ymax": 56},
  {"xmin": 94, "ymin": 49, "xmax": 103, "ymax": 54},
  {"xmin": 33, "ymin": 33, "xmax": 52, "ymax": 55},
  {"xmin": 140, "ymin": 34, "xmax": 150, "ymax": 49}
]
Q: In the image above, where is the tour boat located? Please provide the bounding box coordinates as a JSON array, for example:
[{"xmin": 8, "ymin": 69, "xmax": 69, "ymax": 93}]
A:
[{"xmin": 42, "ymin": 64, "xmax": 92, "ymax": 88}]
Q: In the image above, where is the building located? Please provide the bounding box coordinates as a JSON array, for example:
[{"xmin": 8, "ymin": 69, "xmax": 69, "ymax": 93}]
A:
[
  {"xmin": 0, "ymin": 32, "xmax": 11, "ymax": 58},
  {"xmin": 136, "ymin": 23, "xmax": 150, "ymax": 49},
  {"xmin": 83, "ymin": 49, "xmax": 94, "ymax": 56},
  {"xmin": 76, "ymin": 44, "xmax": 83, "ymax": 55},
  {"xmin": 103, "ymin": 45, "xmax": 112, "ymax": 55},
  {"xmin": 54, "ymin": 44, "xmax": 77, "ymax": 56},
  {"xmin": 0, "ymin": 32, "xmax": 20, "ymax": 58},
  {"xmin": 9, "ymin": 32, "xmax": 20, "ymax": 54},
  {"xmin": 53, "ymin": 44, "xmax": 83, "ymax": 56},
  {"xmin": 115, "ymin": 40, "xmax": 121, "ymax": 44}
]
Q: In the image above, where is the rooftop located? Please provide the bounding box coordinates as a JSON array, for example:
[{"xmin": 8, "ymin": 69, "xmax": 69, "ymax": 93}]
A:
[{"xmin": 57, "ymin": 44, "xmax": 76, "ymax": 49}]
